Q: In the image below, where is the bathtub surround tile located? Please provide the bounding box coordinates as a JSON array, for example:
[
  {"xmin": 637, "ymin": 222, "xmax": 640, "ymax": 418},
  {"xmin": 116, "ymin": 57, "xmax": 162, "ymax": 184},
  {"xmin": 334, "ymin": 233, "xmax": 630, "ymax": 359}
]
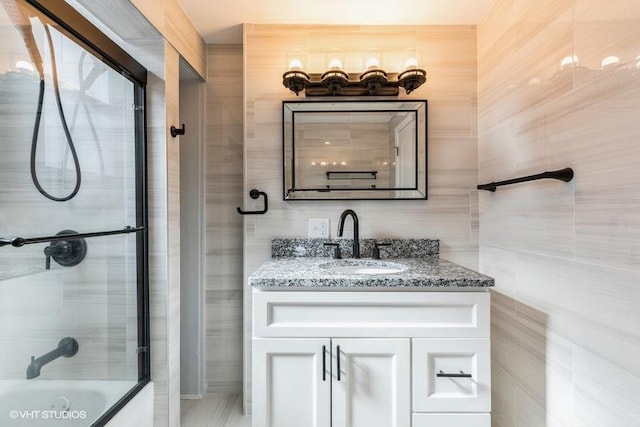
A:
[{"xmin": 479, "ymin": 0, "xmax": 640, "ymax": 425}]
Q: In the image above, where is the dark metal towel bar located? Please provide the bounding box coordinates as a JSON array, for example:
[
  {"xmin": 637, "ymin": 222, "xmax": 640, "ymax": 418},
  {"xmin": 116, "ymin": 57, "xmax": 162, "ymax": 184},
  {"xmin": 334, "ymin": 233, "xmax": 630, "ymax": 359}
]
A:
[
  {"xmin": 477, "ymin": 167, "xmax": 573, "ymax": 192},
  {"xmin": 0, "ymin": 225, "xmax": 146, "ymax": 248}
]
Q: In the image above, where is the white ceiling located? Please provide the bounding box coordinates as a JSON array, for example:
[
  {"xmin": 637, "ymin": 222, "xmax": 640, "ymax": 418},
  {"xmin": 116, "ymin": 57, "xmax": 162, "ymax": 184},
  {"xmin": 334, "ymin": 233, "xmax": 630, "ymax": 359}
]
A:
[{"xmin": 177, "ymin": 0, "xmax": 497, "ymax": 44}]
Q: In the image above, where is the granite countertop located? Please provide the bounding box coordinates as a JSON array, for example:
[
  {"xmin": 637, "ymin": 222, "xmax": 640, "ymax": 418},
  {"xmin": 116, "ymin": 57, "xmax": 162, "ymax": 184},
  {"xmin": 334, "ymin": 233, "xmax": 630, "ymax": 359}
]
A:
[{"xmin": 249, "ymin": 257, "xmax": 495, "ymax": 289}]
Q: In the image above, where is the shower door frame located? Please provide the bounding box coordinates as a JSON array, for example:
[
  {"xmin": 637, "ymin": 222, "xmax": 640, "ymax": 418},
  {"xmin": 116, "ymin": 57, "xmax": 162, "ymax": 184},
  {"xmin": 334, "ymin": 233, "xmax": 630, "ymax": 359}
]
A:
[{"xmin": 20, "ymin": 0, "xmax": 151, "ymax": 425}]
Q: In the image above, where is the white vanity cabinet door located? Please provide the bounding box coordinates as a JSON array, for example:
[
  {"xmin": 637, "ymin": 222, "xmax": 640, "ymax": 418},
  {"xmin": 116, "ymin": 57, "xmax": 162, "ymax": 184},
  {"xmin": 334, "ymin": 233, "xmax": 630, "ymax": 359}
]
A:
[
  {"xmin": 332, "ymin": 338, "xmax": 411, "ymax": 427},
  {"xmin": 412, "ymin": 338, "xmax": 491, "ymax": 413},
  {"xmin": 252, "ymin": 338, "xmax": 331, "ymax": 427}
]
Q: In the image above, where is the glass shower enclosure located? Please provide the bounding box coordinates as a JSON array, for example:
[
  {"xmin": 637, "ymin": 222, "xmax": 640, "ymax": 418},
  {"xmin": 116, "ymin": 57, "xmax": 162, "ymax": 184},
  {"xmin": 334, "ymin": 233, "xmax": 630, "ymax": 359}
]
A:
[{"xmin": 0, "ymin": 0, "xmax": 149, "ymax": 426}]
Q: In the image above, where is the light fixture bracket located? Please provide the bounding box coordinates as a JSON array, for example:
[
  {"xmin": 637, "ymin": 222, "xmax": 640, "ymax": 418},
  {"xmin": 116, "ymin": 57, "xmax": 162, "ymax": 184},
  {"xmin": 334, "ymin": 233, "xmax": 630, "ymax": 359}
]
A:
[
  {"xmin": 397, "ymin": 68, "xmax": 427, "ymax": 95},
  {"xmin": 320, "ymin": 69, "xmax": 350, "ymax": 95},
  {"xmin": 359, "ymin": 68, "xmax": 389, "ymax": 95},
  {"xmin": 282, "ymin": 70, "xmax": 311, "ymax": 96}
]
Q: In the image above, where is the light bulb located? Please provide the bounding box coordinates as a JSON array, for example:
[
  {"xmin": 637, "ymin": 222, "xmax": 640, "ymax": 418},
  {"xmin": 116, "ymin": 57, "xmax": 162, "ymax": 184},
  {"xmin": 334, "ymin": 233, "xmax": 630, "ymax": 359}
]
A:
[
  {"xmin": 288, "ymin": 58, "xmax": 303, "ymax": 71},
  {"xmin": 366, "ymin": 57, "xmax": 380, "ymax": 69},
  {"xmin": 404, "ymin": 57, "xmax": 418, "ymax": 70},
  {"xmin": 328, "ymin": 58, "xmax": 343, "ymax": 70}
]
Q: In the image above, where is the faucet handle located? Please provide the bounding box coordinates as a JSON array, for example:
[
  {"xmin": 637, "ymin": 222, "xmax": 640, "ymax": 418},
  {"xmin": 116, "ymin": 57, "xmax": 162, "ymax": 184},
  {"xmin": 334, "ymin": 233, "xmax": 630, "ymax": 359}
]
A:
[
  {"xmin": 373, "ymin": 242, "xmax": 391, "ymax": 259},
  {"xmin": 323, "ymin": 242, "xmax": 342, "ymax": 259}
]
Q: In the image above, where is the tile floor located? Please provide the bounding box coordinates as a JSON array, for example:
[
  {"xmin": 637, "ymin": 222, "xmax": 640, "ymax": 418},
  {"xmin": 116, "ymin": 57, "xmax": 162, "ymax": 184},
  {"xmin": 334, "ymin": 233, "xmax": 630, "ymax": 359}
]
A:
[{"xmin": 181, "ymin": 394, "xmax": 251, "ymax": 427}]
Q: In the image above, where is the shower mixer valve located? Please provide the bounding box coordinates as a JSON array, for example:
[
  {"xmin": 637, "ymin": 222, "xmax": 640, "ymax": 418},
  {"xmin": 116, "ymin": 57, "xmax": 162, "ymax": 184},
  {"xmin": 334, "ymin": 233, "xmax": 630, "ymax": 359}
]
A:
[{"xmin": 44, "ymin": 230, "xmax": 87, "ymax": 270}]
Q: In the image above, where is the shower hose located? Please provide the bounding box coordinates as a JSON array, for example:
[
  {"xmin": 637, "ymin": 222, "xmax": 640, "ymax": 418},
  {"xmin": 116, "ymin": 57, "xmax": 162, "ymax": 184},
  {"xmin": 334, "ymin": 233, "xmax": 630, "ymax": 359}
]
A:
[{"xmin": 30, "ymin": 24, "xmax": 81, "ymax": 202}]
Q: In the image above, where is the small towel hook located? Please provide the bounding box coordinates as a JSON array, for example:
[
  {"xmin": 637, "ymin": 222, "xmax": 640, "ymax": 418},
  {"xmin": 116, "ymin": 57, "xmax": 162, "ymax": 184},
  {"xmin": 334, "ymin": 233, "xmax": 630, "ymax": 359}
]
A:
[
  {"xmin": 170, "ymin": 124, "xmax": 186, "ymax": 138},
  {"xmin": 237, "ymin": 189, "xmax": 268, "ymax": 215}
]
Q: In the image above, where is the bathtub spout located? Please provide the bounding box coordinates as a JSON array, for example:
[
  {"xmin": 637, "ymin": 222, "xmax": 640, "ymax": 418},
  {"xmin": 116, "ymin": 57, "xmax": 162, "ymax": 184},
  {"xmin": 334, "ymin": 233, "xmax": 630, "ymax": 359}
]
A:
[{"xmin": 26, "ymin": 337, "xmax": 79, "ymax": 379}]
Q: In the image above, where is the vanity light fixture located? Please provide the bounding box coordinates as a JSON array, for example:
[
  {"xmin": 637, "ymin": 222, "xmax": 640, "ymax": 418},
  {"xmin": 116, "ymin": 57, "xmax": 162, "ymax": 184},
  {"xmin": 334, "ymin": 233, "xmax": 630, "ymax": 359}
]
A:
[
  {"xmin": 283, "ymin": 48, "xmax": 426, "ymax": 97},
  {"xmin": 282, "ymin": 57, "xmax": 311, "ymax": 95},
  {"xmin": 397, "ymin": 51, "xmax": 427, "ymax": 95}
]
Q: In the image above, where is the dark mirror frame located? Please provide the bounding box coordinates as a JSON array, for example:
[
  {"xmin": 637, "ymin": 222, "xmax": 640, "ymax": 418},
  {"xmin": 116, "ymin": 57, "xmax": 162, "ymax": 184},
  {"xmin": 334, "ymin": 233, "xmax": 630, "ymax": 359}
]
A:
[{"xmin": 282, "ymin": 100, "xmax": 428, "ymax": 201}]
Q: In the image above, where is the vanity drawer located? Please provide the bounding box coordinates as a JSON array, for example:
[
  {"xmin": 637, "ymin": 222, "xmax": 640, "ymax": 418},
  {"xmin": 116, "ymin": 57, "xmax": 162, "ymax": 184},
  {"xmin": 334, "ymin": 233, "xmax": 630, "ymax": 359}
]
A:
[
  {"xmin": 253, "ymin": 291, "xmax": 489, "ymax": 338},
  {"xmin": 413, "ymin": 413, "xmax": 490, "ymax": 427},
  {"xmin": 413, "ymin": 338, "xmax": 491, "ymax": 412}
]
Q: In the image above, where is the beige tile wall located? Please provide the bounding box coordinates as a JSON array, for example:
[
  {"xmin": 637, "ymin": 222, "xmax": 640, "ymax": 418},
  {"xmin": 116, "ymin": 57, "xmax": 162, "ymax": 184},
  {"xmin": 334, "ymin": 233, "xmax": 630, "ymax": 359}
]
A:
[
  {"xmin": 478, "ymin": 0, "xmax": 640, "ymax": 425},
  {"xmin": 243, "ymin": 23, "xmax": 479, "ymax": 411},
  {"xmin": 204, "ymin": 44, "xmax": 244, "ymax": 393}
]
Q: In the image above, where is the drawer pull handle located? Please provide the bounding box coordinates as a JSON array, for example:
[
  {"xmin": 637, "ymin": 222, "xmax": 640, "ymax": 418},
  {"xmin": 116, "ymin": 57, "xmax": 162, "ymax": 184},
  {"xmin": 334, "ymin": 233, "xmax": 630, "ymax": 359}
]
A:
[
  {"xmin": 437, "ymin": 370, "xmax": 472, "ymax": 378},
  {"xmin": 322, "ymin": 345, "xmax": 326, "ymax": 381},
  {"xmin": 336, "ymin": 345, "xmax": 341, "ymax": 381}
]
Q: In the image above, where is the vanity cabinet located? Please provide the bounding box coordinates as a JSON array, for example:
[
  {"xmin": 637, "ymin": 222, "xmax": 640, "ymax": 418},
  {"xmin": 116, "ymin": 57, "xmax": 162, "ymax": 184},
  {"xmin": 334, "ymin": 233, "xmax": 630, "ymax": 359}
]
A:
[
  {"xmin": 252, "ymin": 290, "xmax": 491, "ymax": 427},
  {"xmin": 253, "ymin": 337, "xmax": 410, "ymax": 427}
]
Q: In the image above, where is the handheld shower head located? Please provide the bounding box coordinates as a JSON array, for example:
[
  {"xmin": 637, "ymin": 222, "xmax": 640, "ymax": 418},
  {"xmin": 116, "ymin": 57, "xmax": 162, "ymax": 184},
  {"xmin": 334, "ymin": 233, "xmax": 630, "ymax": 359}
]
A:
[
  {"xmin": 0, "ymin": 0, "xmax": 44, "ymax": 79},
  {"xmin": 1, "ymin": 1, "xmax": 84, "ymax": 202}
]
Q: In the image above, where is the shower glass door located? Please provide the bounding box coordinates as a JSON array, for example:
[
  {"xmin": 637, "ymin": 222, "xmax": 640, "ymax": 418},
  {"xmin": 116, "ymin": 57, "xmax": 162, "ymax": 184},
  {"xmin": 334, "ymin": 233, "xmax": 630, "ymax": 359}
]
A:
[{"xmin": 0, "ymin": 0, "xmax": 149, "ymax": 426}]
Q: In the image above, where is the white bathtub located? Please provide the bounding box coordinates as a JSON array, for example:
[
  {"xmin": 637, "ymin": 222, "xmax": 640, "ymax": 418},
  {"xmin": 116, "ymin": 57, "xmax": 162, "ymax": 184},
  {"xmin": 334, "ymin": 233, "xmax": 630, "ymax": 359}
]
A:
[{"xmin": 0, "ymin": 380, "xmax": 153, "ymax": 427}]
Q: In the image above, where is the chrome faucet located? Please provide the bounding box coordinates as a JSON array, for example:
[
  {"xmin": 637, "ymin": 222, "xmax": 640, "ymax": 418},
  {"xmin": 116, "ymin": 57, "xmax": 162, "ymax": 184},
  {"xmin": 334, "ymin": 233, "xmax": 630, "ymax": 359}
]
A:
[{"xmin": 337, "ymin": 209, "xmax": 360, "ymax": 258}]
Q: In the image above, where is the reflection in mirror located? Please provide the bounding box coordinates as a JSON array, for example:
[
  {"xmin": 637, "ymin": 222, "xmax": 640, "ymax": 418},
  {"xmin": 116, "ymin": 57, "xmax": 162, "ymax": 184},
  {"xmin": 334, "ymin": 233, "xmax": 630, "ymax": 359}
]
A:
[{"xmin": 283, "ymin": 100, "xmax": 427, "ymax": 200}]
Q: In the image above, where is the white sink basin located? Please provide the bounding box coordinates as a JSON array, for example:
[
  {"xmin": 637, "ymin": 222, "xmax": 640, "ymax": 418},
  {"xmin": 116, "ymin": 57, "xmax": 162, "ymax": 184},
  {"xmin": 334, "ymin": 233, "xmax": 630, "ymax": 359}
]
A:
[{"xmin": 320, "ymin": 259, "xmax": 408, "ymax": 275}]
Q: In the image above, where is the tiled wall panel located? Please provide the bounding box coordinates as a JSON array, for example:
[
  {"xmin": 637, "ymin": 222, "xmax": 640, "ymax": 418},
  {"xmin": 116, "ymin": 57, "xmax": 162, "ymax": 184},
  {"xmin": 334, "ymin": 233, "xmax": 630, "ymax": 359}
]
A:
[
  {"xmin": 205, "ymin": 44, "xmax": 244, "ymax": 393},
  {"xmin": 478, "ymin": 0, "xmax": 640, "ymax": 425}
]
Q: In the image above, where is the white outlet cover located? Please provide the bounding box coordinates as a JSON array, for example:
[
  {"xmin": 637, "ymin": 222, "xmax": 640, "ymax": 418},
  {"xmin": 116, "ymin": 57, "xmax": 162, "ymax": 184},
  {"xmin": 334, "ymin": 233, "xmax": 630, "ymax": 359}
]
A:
[{"xmin": 308, "ymin": 218, "xmax": 330, "ymax": 238}]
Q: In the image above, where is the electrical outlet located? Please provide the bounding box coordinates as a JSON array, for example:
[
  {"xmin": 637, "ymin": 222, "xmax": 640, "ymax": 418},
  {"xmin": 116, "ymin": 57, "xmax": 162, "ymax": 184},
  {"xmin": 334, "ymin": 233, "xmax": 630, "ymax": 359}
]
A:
[{"xmin": 308, "ymin": 218, "xmax": 329, "ymax": 238}]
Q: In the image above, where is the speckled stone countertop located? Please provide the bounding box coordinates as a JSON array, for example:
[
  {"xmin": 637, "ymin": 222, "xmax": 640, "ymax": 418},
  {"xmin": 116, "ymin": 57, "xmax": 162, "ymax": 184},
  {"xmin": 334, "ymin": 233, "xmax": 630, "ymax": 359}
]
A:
[
  {"xmin": 249, "ymin": 257, "xmax": 495, "ymax": 289},
  {"xmin": 272, "ymin": 238, "xmax": 439, "ymax": 259}
]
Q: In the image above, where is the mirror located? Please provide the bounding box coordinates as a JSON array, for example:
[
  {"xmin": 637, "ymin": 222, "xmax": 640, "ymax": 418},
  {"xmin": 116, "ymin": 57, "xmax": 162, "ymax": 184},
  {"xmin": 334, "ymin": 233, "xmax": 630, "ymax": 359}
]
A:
[{"xmin": 283, "ymin": 100, "xmax": 427, "ymax": 200}]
